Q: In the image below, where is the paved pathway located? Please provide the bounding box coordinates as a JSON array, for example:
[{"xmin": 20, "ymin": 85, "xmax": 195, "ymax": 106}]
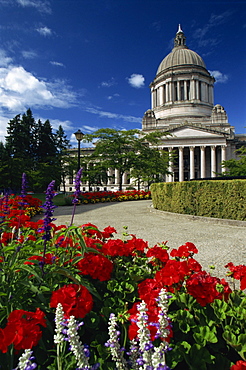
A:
[{"xmin": 52, "ymin": 200, "xmax": 246, "ymax": 279}]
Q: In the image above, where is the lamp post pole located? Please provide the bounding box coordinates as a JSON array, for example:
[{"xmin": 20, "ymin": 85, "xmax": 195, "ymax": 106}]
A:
[{"xmin": 74, "ymin": 129, "xmax": 84, "ymax": 173}]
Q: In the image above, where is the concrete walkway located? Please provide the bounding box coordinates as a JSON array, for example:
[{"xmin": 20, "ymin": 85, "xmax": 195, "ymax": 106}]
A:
[{"xmin": 52, "ymin": 200, "xmax": 246, "ymax": 279}]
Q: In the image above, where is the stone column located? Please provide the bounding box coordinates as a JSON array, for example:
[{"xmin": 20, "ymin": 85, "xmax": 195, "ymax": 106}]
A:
[
  {"xmin": 190, "ymin": 80, "xmax": 195, "ymax": 100},
  {"xmin": 179, "ymin": 147, "xmax": 184, "ymax": 182},
  {"xmin": 115, "ymin": 169, "xmax": 120, "ymax": 185},
  {"xmin": 200, "ymin": 146, "xmax": 206, "ymax": 178},
  {"xmin": 169, "ymin": 82, "xmax": 173, "ymax": 102},
  {"xmin": 165, "ymin": 83, "xmax": 169, "ymax": 102},
  {"xmin": 196, "ymin": 80, "xmax": 199, "ymax": 100},
  {"xmin": 189, "ymin": 146, "xmax": 195, "ymax": 180},
  {"xmin": 184, "ymin": 80, "xmax": 187, "ymax": 100},
  {"xmin": 159, "ymin": 85, "xmax": 164, "ymax": 105},
  {"xmin": 221, "ymin": 145, "xmax": 227, "ymax": 173},
  {"xmin": 168, "ymin": 147, "xmax": 174, "ymax": 182},
  {"xmin": 211, "ymin": 85, "xmax": 214, "ymax": 105},
  {"xmin": 151, "ymin": 88, "xmax": 155, "ymax": 109},
  {"xmin": 177, "ymin": 81, "xmax": 181, "ymax": 101},
  {"xmin": 211, "ymin": 146, "xmax": 216, "ymax": 177}
]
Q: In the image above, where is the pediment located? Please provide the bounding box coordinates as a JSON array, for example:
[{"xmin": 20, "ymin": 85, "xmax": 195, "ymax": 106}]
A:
[{"xmin": 167, "ymin": 126, "xmax": 226, "ymax": 139}]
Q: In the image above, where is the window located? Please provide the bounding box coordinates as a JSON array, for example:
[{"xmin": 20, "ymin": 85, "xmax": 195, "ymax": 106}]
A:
[
  {"xmin": 174, "ymin": 82, "xmax": 178, "ymax": 101},
  {"xmin": 186, "ymin": 81, "xmax": 190, "ymax": 100},
  {"xmin": 199, "ymin": 81, "xmax": 202, "ymax": 101},
  {"xmin": 180, "ymin": 81, "xmax": 184, "ymax": 100}
]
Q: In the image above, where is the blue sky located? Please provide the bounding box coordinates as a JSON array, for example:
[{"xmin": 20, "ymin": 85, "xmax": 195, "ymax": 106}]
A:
[{"xmin": 0, "ymin": 0, "xmax": 245, "ymax": 147}]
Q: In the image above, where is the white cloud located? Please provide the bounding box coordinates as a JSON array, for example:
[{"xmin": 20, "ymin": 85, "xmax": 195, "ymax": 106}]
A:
[
  {"xmin": 22, "ymin": 50, "xmax": 38, "ymax": 59},
  {"xmin": 85, "ymin": 107, "xmax": 142, "ymax": 123},
  {"xmin": 48, "ymin": 118, "xmax": 73, "ymax": 132},
  {"xmin": 209, "ymin": 70, "xmax": 229, "ymax": 83},
  {"xmin": 107, "ymin": 93, "xmax": 120, "ymax": 100},
  {"xmin": 82, "ymin": 125, "xmax": 99, "ymax": 133},
  {"xmin": 0, "ymin": 49, "xmax": 13, "ymax": 67},
  {"xmin": 36, "ymin": 26, "xmax": 52, "ymax": 36},
  {"xmin": 50, "ymin": 61, "xmax": 65, "ymax": 67},
  {"xmin": 99, "ymin": 77, "xmax": 116, "ymax": 88},
  {"xmin": 127, "ymin": 74, "xmax": 145, "ymax": 88},
  {"xmin": 193, "ymin": 11, "xmax": 233, "ymax": 48},
  {"xmin": 16, "ymin": 0, "xmax": 51, "ymax": 13},
  {"xmin": 0, "ymin": 64, "xmax": 78, "ymax": 112}
]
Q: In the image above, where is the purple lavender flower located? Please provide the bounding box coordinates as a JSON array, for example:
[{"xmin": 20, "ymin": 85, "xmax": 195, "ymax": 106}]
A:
[
  {"xmin": 21, "ymin": 173, "xmax": 28, "ymax": 197},
  {"xmin": 41, "ymin": 180, "xmax": 57, "ymax": 242},
  {"xmin": 40, "ymin": 180, "xmax": 57, "ymax": 272},
  {"xmin": 73, "ymin": 168, "xmax": 83, "ymax": 204}
]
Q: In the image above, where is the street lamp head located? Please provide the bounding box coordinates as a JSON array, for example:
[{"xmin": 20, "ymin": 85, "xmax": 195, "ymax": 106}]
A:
[{"xmin": 74, "ymin": 129, "xmax": 84, "ymax": 142}]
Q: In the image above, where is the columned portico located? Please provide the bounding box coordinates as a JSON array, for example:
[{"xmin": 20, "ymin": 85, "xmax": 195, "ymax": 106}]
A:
[{"xmin": 164, "ymin": 142, "xmax": 229, "ymax": 182}]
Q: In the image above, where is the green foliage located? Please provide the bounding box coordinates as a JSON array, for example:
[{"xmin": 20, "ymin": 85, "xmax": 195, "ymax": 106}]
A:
[
  {"xmin": 221, "ymin": 147, "xmax": 246, "ymax": 176},
  {"xmin": 84, "ymin": 128, "xmax": 170, "ymax": 190},
  {"xmin": 1, "ymin": 109, "xmax": 70, "ymax": 192},
  {"xmin": 150, "ymin": 179, "xmax": 246, "ymax": 220}
]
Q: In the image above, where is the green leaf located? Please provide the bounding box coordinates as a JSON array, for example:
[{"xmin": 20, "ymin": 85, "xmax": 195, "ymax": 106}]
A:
[
  {"xmin": 184, "ymin": 344, "xmax": 215, "ymax": 370},
  {"xmin": 193, "ymin": 326, "xmax": 218, "ymax": 346}
]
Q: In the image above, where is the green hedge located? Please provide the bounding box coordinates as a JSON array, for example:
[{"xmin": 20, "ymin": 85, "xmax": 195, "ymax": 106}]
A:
[{"xmin": 150, "ymin": 180, "xmax": 246, "ymax": 221}]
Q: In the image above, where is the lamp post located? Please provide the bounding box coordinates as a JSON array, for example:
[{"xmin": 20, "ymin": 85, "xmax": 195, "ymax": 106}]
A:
[{"xmin": 74, "ymin": 129, "xmax": 84, "ymax": 172}]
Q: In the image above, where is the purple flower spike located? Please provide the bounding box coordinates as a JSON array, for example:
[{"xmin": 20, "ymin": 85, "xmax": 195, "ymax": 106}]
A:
[
  {"xmin": 21, "ymin": 172, "xmax": 28, "ymax": 197},
  {"xmin": 41, "ymin": 180, "xmax": 57, "ymax": 242},
  {"xmin": 73, "ymin": 168, "xmax": 83, "ymax": 204}
]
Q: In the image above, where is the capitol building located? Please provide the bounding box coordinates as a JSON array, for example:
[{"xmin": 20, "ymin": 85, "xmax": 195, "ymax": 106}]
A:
[
  {"xmin": 65, "ymin": 26, "xmax": 245, "ymax": 192},
  {"xmin": 142, "ymin": 25, "xmax": 245, "ymax": 182}
]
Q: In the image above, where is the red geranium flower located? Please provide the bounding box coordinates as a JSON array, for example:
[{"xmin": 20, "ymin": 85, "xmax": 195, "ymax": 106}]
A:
[
  {"xmin": 50, "ymin": 284, "xmax": 93, "ymax": 318},
  {"xmin": 186, "ymin": 271, "xmax": 232, "ymax": 306},
  {"xmin": 76, "ymin": 253, "xmax": 113, "ymax": 281},
  {"xmin": 127, "ymin": 237, "xmax": 148, "ymax": 255},
  {"xmin": 155, "ymin": 259, "xmax": 190, "ymax": 288},
  {"xmin": 102, "ymin": 238, "xmax": 131, "ymax": 256},
  {"xmin": 101, "ymin": 226, "xmax": 117, "ymax": 239},
  {"xmin": 24, "ymin": 253, "xmax": 56, "ymax": 265},
  {"xmin": 81, "ymin": 223, "xmax": 102, "ymax": 239},
  {"xmin": 2, "ymin": 308, "xmax": 46, "ymax": 352},
  {"xmin": 146, "ymin": 245, "xmax": 169, "ymax": 264},
  {"xmin": 225, "ymin": 262, "xmax": 246, "ymax": 290},
  {"xmin": 170, "ymin": 242, "xmax": 198, "ymax": 259},
  {"xmin": 230, "ymin": 360, "xmax": 246, "ymax": 370},
  {"xmin": 138, "ymin": 278, "xmax": 162, "ymax": 306},
  {"xmin": 186, "ymin": 257, "xmax": 202, "ymax": 273},
  {"xmin": 0, "ymin": 328, "xmax": 10, "ymax": 353},
  {"xmin": 84, "ymin": 236, "xmax": 104, "ymax": 251}
]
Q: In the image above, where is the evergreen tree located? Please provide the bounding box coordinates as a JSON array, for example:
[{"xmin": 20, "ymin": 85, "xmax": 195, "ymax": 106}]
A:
[{"xmin": 4, "ymin": 109, "xmax": 70, "ymax": 192}]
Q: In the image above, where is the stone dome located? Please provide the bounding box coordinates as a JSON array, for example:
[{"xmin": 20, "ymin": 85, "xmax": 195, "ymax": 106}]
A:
[{"xmin": 157, "ymin": 25, "xmax": 206, "ymax": 75}]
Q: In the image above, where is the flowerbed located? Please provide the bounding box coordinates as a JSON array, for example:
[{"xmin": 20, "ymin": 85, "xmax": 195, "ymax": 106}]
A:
[
  {"xmin": 0, "ymin": 175, "xmax": 245, "ymax": 370},
  {"xmin": 76, "ymin": 189, "xmax": 151, "ymax": 204}
]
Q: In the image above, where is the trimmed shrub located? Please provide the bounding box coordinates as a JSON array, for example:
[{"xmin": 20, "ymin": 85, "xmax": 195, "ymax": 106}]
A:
[{"xmin": 150, "ymin": 180, "xmax": 246, "ymax": 220}]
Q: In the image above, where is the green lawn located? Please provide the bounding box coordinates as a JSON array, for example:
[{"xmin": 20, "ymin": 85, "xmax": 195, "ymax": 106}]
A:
[{"xmin": 31, "ymin": 192, "xmax": 73, "ymax": 206}]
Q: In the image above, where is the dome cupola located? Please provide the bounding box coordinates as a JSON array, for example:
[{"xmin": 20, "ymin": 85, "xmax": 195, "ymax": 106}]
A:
[
  {"xmin": 145, "ymin": 25, "xmax": 215, "ymax": 128},
  {"xmin": 157, "ymin": 25, "xmax": 206, "ymax": 75}
]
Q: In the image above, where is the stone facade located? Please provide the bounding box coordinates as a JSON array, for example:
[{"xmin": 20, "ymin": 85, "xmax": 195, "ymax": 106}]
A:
[{"xmin": 142, "ymin": 25, "xmax": 245, "ymax": 182}]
